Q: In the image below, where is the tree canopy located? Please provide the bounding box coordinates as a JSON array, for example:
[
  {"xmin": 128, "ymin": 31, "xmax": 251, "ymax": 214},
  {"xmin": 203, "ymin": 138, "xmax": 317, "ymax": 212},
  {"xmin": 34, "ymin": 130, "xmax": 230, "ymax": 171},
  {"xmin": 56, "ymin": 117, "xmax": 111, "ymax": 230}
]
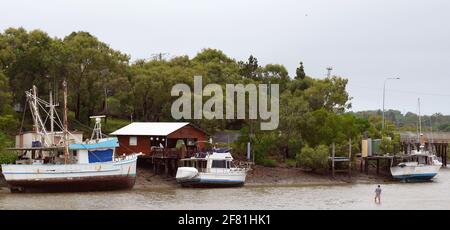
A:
[{"xmin": 0, "ymin": 27, "xmax": 394, "ymax": 168}]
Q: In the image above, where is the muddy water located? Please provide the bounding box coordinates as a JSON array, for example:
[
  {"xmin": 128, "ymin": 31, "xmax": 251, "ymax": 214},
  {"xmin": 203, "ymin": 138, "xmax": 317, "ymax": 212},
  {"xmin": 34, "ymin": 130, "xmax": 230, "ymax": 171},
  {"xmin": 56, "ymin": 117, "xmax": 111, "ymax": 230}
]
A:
[{"xmin": 1, "ymin": 168, "xmax": 450, "ymax": 210}]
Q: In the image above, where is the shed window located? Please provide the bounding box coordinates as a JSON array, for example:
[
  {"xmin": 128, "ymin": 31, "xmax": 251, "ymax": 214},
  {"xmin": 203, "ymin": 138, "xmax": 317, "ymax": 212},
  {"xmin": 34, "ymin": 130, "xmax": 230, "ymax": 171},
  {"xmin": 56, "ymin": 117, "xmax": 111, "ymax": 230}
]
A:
[
  {"xmin": 129, "ymin": 136, "xmax": 137, "ymax": 146},
  {"xmin": 186, "ymin": 139, "xmax": 197, "ymax": 146}
]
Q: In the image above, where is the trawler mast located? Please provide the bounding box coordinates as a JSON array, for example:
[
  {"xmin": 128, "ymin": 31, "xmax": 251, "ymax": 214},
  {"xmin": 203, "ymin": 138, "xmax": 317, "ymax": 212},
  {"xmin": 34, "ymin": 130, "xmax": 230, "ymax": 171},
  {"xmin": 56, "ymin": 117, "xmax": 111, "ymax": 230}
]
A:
[
  {"xmin": 25, "ymin": 81, "xmax": 71, "ymax": 152},
  {"xmin": 63, "ymin": 80, "xmax": 69, "ymax": 163}
]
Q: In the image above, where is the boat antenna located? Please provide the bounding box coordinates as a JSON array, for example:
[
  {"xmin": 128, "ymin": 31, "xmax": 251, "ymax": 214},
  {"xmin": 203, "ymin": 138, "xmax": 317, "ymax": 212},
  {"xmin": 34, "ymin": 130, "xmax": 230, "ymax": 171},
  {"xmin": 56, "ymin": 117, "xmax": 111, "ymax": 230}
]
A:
[
  {"xmin": 63, "ymin": 79, "xmax": 69, "ymax": 164},
  {"xmin": 429, "ymin": 115, "xmax": 434, "ymax": 153},
  {"xmin": 46, "ymin": 77, "xmax": 57, "ymax": 145},
  {"xmin": 90, "ymin": 115, "xmax": 106, "ymax": 141},
  {"xmin": 418, "ymin": 98, "xmax": 423, "ymax": 148}
]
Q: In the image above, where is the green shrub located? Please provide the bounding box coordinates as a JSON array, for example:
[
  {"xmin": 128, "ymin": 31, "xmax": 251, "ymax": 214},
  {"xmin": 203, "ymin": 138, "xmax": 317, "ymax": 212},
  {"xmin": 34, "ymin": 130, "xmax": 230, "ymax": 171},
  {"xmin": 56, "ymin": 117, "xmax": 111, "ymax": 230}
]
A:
[
  {"xmin": 0, "ymin": 132, "xmax": 16, "ymax": 164},
  {"xmin": 379, "ymin": 137, "xmax": 393, "ymax": 155},
  {"xmin": 296, "ymin": 144, "xmax": 329, "ymax": 171},
  {"xmin": 0, "ymin": 152, "xmax": 17, "ymax": 164}
]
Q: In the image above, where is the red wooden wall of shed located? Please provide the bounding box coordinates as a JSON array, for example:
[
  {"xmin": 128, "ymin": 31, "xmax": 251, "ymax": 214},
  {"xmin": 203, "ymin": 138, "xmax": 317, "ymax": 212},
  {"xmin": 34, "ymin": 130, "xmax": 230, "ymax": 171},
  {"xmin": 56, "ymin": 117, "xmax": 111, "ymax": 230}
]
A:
[
  {"xmin": 167, "ymin": 124, "xmax": 207, "ymax": 150},
  {"xmin": 115, "ymin": 124, "xmax": 207, "ymax": 155},
  {"xmin": 116, "ymin": 136, "xmax": 151, "ymax": 155}
]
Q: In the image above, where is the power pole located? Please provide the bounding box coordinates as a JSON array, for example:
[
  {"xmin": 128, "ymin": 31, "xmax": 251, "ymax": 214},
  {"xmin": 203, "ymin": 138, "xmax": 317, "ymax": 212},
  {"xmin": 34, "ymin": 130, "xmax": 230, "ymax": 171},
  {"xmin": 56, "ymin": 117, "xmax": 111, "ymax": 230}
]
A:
[
  {"xmin": 151, "ymin": 52, "xmax": 170, "ymax": 61},
  {"xmin": 326, "ymin": 67, "xmax": 333, "ymax": 77}
]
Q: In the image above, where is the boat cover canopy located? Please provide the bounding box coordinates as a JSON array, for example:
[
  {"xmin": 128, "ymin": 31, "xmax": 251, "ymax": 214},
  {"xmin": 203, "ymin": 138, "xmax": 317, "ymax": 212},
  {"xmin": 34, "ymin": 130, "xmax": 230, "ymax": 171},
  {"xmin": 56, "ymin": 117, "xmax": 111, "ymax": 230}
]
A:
[{"xmin": 69, "ymin": 137, "xmax": 119, "ymax": 150}]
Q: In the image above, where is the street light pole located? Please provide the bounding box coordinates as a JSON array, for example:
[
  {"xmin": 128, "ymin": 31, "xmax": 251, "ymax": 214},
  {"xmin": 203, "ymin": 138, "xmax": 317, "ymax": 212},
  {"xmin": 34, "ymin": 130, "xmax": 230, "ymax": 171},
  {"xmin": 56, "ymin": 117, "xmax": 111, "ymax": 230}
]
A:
[{"xmin": 382, "ymin": 77, "xmax": 400, "ymax": 130}]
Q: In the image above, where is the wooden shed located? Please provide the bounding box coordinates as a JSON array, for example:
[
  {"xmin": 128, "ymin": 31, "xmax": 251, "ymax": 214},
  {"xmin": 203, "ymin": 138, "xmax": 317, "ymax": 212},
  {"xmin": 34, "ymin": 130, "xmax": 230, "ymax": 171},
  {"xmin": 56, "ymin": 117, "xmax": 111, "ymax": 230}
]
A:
[{"xmin": 110, "ymin": 122, "xmax": 208, "ymax": 158}]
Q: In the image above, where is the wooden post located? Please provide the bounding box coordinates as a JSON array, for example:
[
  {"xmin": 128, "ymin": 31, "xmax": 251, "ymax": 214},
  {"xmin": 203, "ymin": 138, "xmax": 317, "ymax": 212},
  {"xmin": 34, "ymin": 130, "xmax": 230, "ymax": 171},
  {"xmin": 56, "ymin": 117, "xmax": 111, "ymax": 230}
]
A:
[
  {"xmin": 332, "ymin": 142, "xmax": 335, "ymax": 178},
  {"xmin": 165, "ymin": 159, "xmax": 169, "ymax": 177},
  {"xmin": 173, "ymin": 159, "xmax": 177, "ymax": 177},
  {"xmin": 376, "ymin": 159, "xmax": 380, "ymax": 175},
  {"xmin": 443, "ymin": 144, "xmax": 448, "ymax": 167},
  {"xmin": 360, "ymin": 158, "xmax": 363, "ymax": 173},
  {"xmin": 387, "ymin": 158, "xmax": 391, "ymax": 172},
  {"xmin": 364, "ymin": 157, "xmax": 369, "ymax": 174},
  {"xmin": 348, "ymin": 138, "xmax": 352, "ymax": 177}
]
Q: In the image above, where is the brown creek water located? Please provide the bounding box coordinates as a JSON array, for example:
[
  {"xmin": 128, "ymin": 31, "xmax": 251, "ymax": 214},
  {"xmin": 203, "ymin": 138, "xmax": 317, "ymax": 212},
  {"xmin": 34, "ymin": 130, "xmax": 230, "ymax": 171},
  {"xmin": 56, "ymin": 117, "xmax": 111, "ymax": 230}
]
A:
[{"xmin": 1, "ymin": 168, "xmax": 450, "ymax": 210}]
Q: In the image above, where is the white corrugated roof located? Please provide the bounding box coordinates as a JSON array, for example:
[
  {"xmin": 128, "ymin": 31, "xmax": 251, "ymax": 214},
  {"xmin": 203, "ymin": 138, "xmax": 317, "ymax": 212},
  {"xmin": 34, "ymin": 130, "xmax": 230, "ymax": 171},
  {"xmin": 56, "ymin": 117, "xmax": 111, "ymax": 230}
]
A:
[{"xmin": 110, "ymin": 122, "xmax": 190, "ymax": 136}]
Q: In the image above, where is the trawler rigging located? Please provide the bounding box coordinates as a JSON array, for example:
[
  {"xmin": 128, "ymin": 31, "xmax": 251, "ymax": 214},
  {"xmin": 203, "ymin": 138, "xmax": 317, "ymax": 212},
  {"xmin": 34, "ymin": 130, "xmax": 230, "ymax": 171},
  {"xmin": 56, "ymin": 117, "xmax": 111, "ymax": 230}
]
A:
[{"xmin": 1, "ymin": 81, "xmax": 141, "ymax": 192}]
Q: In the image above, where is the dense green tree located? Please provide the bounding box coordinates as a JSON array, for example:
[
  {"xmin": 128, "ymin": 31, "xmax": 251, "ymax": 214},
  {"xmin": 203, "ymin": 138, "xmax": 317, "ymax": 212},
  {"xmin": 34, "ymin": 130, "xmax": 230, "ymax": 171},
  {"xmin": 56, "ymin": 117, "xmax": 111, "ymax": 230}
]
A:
[
  {"xmin": 0, "ymin": 27, "xmax": 402, "ymax": 169},
  {"xmin": 295, "ymin": 62, "xmax": 305, "ymax": 79},
  {"xmin": 63, "ymin": 31, "xmax": 129, "ymax": 123},
  {"xmin": 238, "ymin": 55, "xmax": 259, "ymax": 79}
]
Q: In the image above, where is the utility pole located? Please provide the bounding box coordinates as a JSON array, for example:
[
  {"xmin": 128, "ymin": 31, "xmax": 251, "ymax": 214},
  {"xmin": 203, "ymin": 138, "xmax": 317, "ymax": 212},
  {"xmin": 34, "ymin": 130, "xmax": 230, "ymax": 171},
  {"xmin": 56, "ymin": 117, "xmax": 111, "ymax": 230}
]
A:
[
  {"xmin": 151, "ymin": 52, "xmax": 169, "ymax": 61},
  {"xmin": 326, "ymin": 67, "xmax": 333, "ymax": 77}
]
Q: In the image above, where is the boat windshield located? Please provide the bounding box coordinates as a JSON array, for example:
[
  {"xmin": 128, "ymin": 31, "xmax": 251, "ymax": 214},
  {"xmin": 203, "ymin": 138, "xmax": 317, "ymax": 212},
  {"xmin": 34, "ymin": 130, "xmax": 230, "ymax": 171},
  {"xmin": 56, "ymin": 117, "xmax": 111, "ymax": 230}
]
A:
[{"xmin": 211, "ymin": 160, "xmax": 231, "ymax": 169}]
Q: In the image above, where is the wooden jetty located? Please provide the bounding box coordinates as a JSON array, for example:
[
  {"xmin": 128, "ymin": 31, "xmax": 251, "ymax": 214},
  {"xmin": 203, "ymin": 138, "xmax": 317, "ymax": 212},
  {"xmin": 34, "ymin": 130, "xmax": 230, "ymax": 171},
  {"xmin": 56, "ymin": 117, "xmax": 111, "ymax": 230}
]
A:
[
  {"xmin": 329, "ymin": 140, "xmax": 352, "ymax": 178},
  {"xmin": 399, "ymin": 131, "xmax": 448, "ymax": 167},
  {"xmin": 139, "ymin": 148, "xmax": 197, "ymax": 176}
]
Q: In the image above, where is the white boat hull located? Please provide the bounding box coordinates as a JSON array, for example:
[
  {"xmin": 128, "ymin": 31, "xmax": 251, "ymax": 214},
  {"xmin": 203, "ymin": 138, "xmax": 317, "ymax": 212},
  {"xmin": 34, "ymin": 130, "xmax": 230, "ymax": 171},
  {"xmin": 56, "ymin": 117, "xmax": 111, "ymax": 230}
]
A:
[
  {"xmin": 176, "ymin": 167, "xmax": 246, "ymax": 187},
  {"xmin": 1, "ymin": 154, "xmax": 139, "ymax": 192},
  {"xmin": 390, "ymin": 164, "xmax": 441, "ymax": 181}
]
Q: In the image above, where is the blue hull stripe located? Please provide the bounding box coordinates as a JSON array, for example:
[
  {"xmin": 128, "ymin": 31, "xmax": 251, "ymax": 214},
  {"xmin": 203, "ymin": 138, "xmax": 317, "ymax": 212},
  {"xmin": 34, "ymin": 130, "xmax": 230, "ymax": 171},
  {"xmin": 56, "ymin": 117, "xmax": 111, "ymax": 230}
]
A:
[
  {"xmin": 2, "ymin": 168, "xmax": 121, "ymax": 175},
  {"xmin": 393, "ymin": 173, "xmax": 437, "ymax": 180},
  {"xmin": 199, "ymin": 179, "xmax": 244, "ymax": 184},
  {"xmin": 178, "ymin": 178, "xmax": 244, "ymax": 185}
]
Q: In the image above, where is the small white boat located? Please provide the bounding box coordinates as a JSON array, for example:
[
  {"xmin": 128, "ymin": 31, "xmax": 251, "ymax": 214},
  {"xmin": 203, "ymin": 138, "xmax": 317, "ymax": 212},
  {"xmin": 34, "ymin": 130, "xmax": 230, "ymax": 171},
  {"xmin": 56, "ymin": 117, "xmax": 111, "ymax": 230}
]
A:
[
  {"xmin": 176, "ymin": 148, "xmax": 248, "ymax": 187},
  {"xmin": 390, "ymin": 150, "xmax": 441, "ymax": 182},
  {"xmin": 390, "ymin": 98, "xmax": 442, "ymax": 182}
]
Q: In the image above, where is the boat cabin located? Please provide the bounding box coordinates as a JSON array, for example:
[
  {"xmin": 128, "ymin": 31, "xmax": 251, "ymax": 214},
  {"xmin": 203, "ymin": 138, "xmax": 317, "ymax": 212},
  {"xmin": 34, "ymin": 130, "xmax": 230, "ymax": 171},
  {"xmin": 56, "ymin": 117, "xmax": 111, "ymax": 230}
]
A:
[
  {"xmin": 396, "ymin": 153, "xmax": 440, "ymax": 166},
  {"xmin": 179, "ymin": 149, "xmax": 234, "ymax": 172},
  {"xmin": 69, "ymin": 137, "xmax": 119, "ymax": 164}
]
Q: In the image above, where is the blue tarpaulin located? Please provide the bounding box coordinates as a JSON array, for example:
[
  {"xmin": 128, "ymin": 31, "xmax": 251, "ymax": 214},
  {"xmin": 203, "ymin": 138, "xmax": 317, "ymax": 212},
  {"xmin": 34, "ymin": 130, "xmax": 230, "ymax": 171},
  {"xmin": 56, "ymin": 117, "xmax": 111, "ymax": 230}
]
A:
[{"xmin": 88, "ymin": 149, "xmax": 113, "ymax": 163}]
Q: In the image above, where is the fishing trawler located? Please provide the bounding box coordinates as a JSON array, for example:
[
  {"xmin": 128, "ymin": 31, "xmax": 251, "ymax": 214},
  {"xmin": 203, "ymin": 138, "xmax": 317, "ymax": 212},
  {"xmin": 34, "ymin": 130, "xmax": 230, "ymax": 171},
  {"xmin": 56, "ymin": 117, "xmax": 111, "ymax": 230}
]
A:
[
  {"xmin": 390, "ymin": 98, "xmax": 442, "ymax": 182},
  {"xmin": 1, "ymin": 81, "xmax": 141, "ymax": 192},
  {"xmin": 176, "ymin": 148, "xmax": 248, "ymax": 187}
]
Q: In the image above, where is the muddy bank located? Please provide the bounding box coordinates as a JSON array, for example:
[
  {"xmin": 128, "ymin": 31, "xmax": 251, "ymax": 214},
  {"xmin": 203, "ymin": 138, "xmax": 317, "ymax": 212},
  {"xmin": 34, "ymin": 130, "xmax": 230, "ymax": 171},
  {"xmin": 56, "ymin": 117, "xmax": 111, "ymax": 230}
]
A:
[
  {"xmin": 133, "ymin": 166, "xmax": 178, "ymax": 189},
  {"xmin": 245, "ymin": 165, "xmax": 389, "ymax": 186},
  {"xmin": 133, "ymin": 164, "xmax": 390, "ymax": 189},
  {"xmin": 0, "ymin": 164, "xmax": 391, "ymax": 190}
]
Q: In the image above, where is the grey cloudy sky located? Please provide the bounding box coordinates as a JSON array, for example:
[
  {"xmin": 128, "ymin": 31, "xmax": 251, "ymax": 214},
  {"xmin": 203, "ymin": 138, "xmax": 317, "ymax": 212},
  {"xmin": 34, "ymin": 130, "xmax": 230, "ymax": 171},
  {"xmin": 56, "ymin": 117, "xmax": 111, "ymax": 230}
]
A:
[{"xmin": 2, "ymin": 0, "xmax": 450, "ymax": 115}]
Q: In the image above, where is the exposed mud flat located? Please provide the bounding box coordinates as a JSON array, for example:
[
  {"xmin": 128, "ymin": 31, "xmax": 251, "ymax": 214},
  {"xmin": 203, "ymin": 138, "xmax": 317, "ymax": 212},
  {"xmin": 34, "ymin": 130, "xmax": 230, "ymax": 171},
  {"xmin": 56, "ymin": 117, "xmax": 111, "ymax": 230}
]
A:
[{"xmin": 0, "ymin": 164, "xmax": 390, "ymax": 192}]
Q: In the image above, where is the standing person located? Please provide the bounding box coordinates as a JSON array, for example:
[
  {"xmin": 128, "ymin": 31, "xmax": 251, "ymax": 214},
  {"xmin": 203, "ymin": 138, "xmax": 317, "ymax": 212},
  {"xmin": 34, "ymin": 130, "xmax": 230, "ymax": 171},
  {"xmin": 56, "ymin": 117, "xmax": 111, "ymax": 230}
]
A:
[{"xmin": 374, "ymin": 185, "xmax": 382, "ymax": 204}]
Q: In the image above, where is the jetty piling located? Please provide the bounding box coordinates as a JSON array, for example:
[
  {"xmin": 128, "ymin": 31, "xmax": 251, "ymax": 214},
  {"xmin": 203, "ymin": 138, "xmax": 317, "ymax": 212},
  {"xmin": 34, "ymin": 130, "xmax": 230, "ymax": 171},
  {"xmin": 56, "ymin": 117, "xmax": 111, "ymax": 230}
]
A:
[{"xmin": 329, "ymin": 139, "xmax": 352, "ymax": 178}]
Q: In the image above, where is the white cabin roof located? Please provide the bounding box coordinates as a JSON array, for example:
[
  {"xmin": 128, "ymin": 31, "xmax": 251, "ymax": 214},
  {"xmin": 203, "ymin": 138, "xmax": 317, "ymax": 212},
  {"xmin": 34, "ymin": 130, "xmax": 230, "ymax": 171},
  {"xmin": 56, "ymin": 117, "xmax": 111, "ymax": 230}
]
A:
[
  {"xmin": 110, "ymin": 122, "xmax": 190, "ymax": 136},
  {"xmin": 208, "ymin": 152, "xmax": 233, "ymax": 160}
]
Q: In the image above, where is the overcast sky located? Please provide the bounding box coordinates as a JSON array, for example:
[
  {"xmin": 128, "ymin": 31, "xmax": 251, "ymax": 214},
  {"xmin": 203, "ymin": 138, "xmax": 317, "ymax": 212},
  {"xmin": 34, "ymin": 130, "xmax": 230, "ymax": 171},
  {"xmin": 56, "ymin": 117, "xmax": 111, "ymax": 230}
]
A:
[{"xmin": 2, "ymin": 0, "xmax": 450, "ymax": 115}]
